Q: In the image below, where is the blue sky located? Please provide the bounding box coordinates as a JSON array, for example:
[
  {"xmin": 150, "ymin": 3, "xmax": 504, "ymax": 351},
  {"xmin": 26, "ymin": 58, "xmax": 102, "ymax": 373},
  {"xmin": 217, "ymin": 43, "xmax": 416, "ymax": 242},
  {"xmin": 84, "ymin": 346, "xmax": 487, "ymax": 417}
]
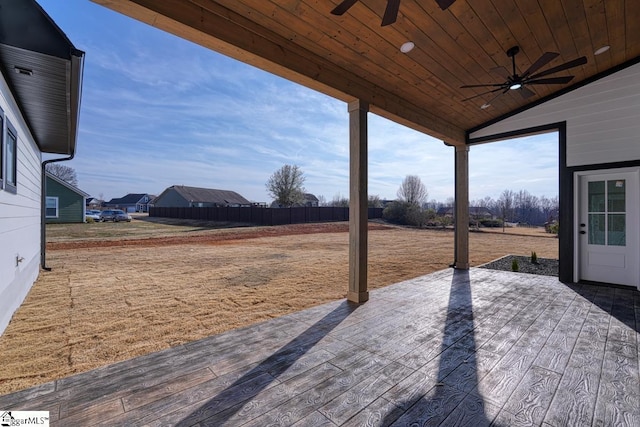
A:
[{"xmin": 38, "ymin": 0, "xmax": 558, "ymax": 204}]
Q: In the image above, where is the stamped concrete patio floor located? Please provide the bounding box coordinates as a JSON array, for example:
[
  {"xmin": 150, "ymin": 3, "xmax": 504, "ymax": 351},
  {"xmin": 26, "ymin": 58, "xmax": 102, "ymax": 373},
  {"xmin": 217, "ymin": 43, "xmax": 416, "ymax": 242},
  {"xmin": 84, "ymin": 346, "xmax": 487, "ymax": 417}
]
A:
[{"xmin": 1, "ymin": 268, "xmax": 639, "ymax": 426}]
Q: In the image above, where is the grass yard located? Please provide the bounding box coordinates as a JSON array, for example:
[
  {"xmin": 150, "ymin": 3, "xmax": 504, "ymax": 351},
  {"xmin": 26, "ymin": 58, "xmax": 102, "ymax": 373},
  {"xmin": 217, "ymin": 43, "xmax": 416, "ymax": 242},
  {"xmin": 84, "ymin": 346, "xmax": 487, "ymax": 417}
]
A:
[{"xmin": 0, "ymin": 218, "xmax": 557, "ymax": 394}]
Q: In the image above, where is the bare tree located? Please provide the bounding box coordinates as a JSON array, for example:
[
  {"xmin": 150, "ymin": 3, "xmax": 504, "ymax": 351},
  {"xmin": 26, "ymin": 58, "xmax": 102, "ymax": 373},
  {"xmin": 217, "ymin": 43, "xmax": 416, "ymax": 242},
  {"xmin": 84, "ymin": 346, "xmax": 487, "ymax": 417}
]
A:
[
  {"xmin": 498, "ymin": 189, "xmax": 515, "ymax": 228},
  {"xmin": 368, "ymin": 194, "xmax": 383, "ymax": 208},
  {"xmin": 329, "ymin": 193, "xmax": 349, "ymax": 207},
  {"xmin": 266, "ymin": 164, "xmax": 306, "ymax": 207},
  {"xmin": 397, "ymin": 175, "xmax": 428, "ymax": 206},
  {"xmin": 444, "ymin": 196, "xmax": 455, "ymax": 207},
  {"xmin": 45, "ymin": 163, "xmax": 78, "ymax": 186}
]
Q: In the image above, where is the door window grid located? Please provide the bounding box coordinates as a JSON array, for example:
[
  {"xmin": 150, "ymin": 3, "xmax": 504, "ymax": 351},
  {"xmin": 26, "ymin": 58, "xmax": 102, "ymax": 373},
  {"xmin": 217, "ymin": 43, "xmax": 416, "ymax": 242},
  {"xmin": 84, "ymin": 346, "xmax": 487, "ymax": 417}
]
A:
[{"xmin": 588, "ymin": 180, "xmax": 625, "ymax": 246}]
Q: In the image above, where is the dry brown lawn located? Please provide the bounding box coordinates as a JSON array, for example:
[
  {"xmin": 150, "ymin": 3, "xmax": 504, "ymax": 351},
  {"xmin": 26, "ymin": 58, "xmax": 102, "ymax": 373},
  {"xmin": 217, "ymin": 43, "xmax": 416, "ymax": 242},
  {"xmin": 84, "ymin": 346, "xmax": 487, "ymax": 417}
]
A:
[{"xmin": 0, "ymin": 220, "xmax": 557, "ymax": 394}]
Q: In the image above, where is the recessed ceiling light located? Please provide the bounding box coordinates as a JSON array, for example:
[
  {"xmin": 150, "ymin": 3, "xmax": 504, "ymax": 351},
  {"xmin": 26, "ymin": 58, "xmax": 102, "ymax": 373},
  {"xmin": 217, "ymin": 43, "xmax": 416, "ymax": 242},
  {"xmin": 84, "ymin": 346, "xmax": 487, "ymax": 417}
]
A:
[
  {"xmin": 509, "ymin": 83, "xmax": 522, "ymax": 90},
  {"xmin": 400, "ymin": 41, "xmax": 415, "ymax": 53},
  {"xmin": 480, "ymin": 103, "xmax": 491, "ymax": 110},
  {"xmin": 594, "ymin": 45, "xmax": 610, "ymax": 55}
]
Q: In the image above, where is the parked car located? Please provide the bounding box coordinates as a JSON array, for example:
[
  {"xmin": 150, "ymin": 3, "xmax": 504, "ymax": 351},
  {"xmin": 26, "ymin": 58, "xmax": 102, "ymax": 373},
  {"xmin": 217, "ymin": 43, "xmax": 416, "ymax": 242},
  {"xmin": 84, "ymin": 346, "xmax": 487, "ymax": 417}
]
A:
[
  {"xmin": 85, "ymin": 209, "xmax": 101, "ymax": 221},
  {"xmin": 99, "ymin": 209, "xmax": 132, "ymax": 222}
]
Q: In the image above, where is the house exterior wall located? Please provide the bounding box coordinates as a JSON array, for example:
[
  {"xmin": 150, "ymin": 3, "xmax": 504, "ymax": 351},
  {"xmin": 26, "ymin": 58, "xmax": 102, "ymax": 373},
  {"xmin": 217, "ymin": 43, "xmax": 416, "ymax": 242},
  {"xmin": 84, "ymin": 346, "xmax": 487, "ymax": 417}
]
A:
[
  {"xmin": 113, "ymin": 204, "xmax": 136, "ymax": 213},
  {"xmin": 45, "ymin": 176, "xmax": 85, "ymax": 223},
  {"xmin": 469, "ymin": 62, "xmax": 640, "ymax": 166},
  {"xmin": 0, "ymin": 73, "xmax": 42, "ymax": 335},
  {"xmin": 469, "ymin": 62, "xmax": 640, "ymax": 285},
  {"xmin": 153, "ymin": 189, "xmax": 189, "ymax": 208}
]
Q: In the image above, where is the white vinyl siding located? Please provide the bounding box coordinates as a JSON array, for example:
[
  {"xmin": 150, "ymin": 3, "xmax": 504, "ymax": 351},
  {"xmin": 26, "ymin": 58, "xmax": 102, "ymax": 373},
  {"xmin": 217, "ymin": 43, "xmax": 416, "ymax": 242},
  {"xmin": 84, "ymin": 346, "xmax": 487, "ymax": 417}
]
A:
[
  {"xmin": 469, "ymin": 62, "xmax": 640, "ymax": 167},
  {"xmin": 0, "ymin": 71, "xmax": 42, "ymax": 335}
]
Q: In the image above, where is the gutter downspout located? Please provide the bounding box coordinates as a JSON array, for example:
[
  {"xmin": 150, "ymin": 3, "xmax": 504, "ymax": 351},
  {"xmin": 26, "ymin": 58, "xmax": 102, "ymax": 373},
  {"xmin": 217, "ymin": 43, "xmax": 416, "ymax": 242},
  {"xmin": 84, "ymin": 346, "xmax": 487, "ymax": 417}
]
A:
[
  {"xmin": 41, "ymin": 154, "xmax": 74, "ymax": 271},
  {"xmin": 41, "ymin": 50, "xmax": 84, "ymax": 270}
]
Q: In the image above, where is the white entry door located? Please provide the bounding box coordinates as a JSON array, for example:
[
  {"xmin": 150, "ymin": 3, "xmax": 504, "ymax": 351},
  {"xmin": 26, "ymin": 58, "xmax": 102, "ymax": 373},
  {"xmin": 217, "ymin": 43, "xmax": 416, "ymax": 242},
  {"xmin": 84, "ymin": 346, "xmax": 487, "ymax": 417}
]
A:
[{"xmin": 579, "ymin": 169, "xmax": 639, "ymax": 288}]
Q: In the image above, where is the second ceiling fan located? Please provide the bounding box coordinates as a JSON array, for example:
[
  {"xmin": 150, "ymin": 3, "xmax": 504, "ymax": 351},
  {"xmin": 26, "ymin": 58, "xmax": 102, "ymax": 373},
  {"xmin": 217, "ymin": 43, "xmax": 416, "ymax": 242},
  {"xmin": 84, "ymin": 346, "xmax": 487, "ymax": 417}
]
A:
[
  {"xmin": 331, "ymin": 0, "xmax": 457, "ymax": 26},
  {"xmin": 461, "ymin": 46, "xmax": 588, "ymax": 104}
]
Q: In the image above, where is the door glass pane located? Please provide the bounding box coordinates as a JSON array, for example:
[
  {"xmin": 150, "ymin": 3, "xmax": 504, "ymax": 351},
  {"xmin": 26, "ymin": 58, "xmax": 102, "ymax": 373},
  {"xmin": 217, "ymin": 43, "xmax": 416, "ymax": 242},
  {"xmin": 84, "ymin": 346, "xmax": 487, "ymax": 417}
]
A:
[
  {"xmin": 588, "ymin": 181, "xmax": 605, "ymax": 212},
  {"xmin": 608, "ymin": 214, "xmax": 626, "ymax": 246},
  {"xmin": 607, "ymin": 180, "xmax": 625, "ymax": 212},
  {"xmin": 589, "ymin": 213, "xmax": 605, "ymax": 245}
]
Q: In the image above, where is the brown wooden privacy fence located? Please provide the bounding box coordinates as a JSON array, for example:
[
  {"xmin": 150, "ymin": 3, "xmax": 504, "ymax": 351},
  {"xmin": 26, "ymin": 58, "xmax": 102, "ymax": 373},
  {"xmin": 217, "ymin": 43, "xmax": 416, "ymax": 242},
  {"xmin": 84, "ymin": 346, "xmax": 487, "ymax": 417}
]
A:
[{"xmin": 149, "ymin": 206, "xmax": 384, "ymax": 226}]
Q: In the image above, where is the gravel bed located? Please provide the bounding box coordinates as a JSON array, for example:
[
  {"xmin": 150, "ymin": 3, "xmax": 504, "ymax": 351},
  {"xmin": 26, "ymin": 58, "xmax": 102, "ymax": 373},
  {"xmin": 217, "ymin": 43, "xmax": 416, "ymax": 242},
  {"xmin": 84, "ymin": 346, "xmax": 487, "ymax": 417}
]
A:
[{"xmin": 478, "ymin": 255, "xmax": 558, "ymax": 277}]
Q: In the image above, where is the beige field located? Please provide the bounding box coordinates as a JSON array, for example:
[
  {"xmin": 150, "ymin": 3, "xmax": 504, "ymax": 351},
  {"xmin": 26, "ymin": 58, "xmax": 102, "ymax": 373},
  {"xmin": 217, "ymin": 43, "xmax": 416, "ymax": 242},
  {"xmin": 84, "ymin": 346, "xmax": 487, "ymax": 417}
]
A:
[{"xmin": 0, "ymin": 219, "xmax": 557, "ymax": 394}]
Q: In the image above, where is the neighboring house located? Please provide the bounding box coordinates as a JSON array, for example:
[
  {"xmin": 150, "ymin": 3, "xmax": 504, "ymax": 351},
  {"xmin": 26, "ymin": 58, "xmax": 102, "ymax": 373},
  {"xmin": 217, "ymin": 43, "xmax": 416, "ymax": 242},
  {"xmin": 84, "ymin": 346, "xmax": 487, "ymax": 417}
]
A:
[
  {"xmin": 271, "ymin": 193, "xmax": 320, "ymax": 208},
  {"xmin": 0, "ymin": 1, "xmax": 84, "ymax": 334},
  {"xmin": 106, "ymin": 193, "xmax": 154, "ymax": 213},
  {"xmin": 302, "ymin": 193, "xmax": 319, "ymax": 207},
  {"xmin": 85, "ymin": 197, "xmax": 103, "ymax": 210},
  {"xmin": 45, "ymin": 172, "xmax": 89, "ymax": 223},
  {"xmin": 153, "ymin": 185, "xmax": 251, "ymax": 208}
]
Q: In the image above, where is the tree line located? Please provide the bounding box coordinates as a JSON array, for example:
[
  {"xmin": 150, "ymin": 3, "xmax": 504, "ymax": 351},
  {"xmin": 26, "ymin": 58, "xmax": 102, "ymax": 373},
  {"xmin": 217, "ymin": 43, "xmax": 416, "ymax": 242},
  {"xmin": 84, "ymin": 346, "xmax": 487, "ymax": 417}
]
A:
[
  {"xmin": 48, "ymin": 163, "xmax": 558, "ymax": 228},
  {"xmin": 266, "ymin": 165, "xmax": 559, "ymax": 227}
]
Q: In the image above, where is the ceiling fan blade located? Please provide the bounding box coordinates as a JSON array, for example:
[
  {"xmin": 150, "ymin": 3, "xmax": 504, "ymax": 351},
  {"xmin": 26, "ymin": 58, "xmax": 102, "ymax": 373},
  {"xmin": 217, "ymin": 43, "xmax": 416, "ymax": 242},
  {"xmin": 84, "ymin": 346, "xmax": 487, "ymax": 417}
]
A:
[
  {"xmin": 526, "ymin": 76, "xmax": 575, "ymax": 85},
  {"xmin": 460, "ymin": 83, "xmax": 505, "ymax": 88},
  {"xmin": 490, "ymin": 66, "xmax": 511, "ymax": 79},
  {"xmin": 462, "ymin": 87, "xmax": 505, "ymax": 102},
  {"xmin": 522, "ymin": 52, "xmax": 559, "ymax": 77},
  {"xmin": 482, "ymin": 88, "xmax": 511, "ymax": 106},
  {"xmin": 435, "ymin": 0, "xmax": 456, "ymax": 10},
  {"xmin": 331, "ymin": 0, "xmax": 359, "ymax": 15},
  {"xmin": 518, "ymin": 86, "xmax": 536, "ymax": 99},
  {"xmin": 528, "ymin": 56, "xmax": 588, "ymax": 80},
  {"xmin": 381, "ymin": 0, "xmax": 401, "ymax": 26}
]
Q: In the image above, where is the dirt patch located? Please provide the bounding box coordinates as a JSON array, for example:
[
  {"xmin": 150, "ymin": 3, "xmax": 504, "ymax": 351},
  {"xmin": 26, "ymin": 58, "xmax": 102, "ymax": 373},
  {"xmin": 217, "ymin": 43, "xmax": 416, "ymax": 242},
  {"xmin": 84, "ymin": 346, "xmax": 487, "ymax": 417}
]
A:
[
  {"xmin": 0, "ymin": 222, "xmax": 557, "ymax": 394},
  {"xmin": 46, "ymin": 221, "xmax": 391, "ymax": 249}
]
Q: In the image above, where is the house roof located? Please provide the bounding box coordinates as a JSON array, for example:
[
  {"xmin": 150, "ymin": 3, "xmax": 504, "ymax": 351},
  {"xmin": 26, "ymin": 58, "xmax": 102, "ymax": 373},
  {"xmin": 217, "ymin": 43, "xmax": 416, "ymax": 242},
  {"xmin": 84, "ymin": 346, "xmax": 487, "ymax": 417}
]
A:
[
  {"xmin": 304, "ymin": 193, "xmax": 319, "ymax": 202},
  {"xmin": 0, "ymin": 0, "xmax": 84, "ymax": 155},
  {"xmin": 45, "ymin": 172, "xmax": 89, "ymax": 198},
  {"xmin": 107, "ymin": 193, "xmax": 149, "ymax": 205},
  {"xmin": 93, "ymin": 1, "xmax": 639, "ymax": 145},
  {"xmin": 164, "ymin": 185, "xmax": 251, "ymax": 205}
]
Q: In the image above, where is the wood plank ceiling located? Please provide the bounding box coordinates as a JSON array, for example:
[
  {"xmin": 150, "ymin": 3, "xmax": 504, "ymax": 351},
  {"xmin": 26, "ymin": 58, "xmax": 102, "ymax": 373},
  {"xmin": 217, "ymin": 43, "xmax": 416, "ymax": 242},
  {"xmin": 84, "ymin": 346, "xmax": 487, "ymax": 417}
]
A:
[{"xmin": 94, "ymin": 0, "xmax": 640, "ymax": 146}]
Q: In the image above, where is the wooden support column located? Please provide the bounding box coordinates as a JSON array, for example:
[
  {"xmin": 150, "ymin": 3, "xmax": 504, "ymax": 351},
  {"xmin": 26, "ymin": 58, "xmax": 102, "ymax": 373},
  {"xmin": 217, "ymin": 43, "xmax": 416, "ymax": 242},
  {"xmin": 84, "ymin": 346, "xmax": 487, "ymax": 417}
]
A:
[
  {"xmin": 455, "ymin": 145, "xmax": 470, "ymax": 269},
  {"xmin": 348, "ymin": 100, "xmax": 369, "ymax": 303}
]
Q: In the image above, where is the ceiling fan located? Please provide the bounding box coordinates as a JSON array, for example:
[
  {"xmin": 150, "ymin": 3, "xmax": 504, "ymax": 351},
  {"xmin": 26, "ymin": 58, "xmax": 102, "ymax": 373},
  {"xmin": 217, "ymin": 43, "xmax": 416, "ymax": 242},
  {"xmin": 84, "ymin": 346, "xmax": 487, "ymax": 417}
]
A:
[
  {"xmin": 331, "ymin": 0, "xmax": 457, "ymax": 27},
  {"xmin": 461, "ymin": 46, "xmax": 587, "ymax": 105}
]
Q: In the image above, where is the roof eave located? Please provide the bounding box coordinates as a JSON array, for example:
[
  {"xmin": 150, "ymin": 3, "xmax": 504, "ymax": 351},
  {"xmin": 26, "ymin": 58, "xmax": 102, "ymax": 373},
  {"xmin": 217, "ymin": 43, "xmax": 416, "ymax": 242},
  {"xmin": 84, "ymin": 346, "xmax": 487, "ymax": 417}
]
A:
[{"xmin": 0, "ymin": 0, "xmax": 85, "ymax": 155}]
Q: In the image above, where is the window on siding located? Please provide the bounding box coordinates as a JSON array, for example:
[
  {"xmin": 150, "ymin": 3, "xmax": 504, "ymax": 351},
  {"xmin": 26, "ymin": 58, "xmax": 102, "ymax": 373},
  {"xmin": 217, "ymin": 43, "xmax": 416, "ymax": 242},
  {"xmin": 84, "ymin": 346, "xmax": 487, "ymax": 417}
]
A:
[
  {"xmin": 4, "ymin": 119, "xmax": 17, "ymax": 193},
  {"xmin": 46, "ymin": 197, "xmax": 59, "ymax": 218}
]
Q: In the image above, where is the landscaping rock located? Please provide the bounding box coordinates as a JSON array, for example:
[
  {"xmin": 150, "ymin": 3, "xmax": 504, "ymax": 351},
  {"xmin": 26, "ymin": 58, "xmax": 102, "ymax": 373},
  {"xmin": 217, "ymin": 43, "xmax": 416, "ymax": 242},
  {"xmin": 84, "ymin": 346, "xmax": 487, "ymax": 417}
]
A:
[{"xmin": 479, "ymin": 255, "xmax": 558, "ymax": 277}]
